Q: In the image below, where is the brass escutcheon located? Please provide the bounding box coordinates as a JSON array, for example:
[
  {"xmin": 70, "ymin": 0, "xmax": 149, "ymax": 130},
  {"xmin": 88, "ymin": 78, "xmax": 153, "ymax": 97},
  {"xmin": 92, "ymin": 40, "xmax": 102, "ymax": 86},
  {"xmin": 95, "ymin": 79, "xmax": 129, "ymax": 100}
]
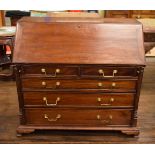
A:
[
  {"xmin": 98, "ymin": 82, "xmax": 103, "ymax": 87},
  {"xmin": 112, "ymin": 82, "xmax": 116, "ymax": 87}
]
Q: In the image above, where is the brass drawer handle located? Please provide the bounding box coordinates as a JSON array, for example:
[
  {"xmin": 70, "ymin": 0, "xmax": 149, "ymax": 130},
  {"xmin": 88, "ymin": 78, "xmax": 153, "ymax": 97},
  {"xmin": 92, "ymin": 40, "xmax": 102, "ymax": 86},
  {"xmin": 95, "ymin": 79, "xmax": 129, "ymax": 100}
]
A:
[
  {"xmin": 98, "ymin": 69, "xmax": 117, "ymax": 77},
  {"xmin": 97, "ymin": 97, "xmax": 114, "ymax": 106},
  {"xmin": 43, "ymin": 97, "xmax": 60, "ymax": 106},
  {"xmin": 41, "ymin": 68, "xmax": 60, "ymax": 77},
  {"xmin": 96, "ymin": 115, "xmax": 113, "ymax": 124},
  {"xmin": 41, "ymin": 81, "xmax": 60, "ymax": 89},
  {"xmin": 112, "ymin": 82, "xmax": 116, "ymax": 87},
  {"xmin": 44, "ymin": 114, "xmax": 61, "ymax": 122}
]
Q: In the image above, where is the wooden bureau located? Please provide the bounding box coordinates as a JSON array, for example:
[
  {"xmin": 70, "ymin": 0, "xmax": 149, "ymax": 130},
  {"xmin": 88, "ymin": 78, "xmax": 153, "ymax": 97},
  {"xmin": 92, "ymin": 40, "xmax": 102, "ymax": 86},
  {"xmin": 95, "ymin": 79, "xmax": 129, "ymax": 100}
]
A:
[{"xmin": 13, "ymin": 17, "xmax": 145, "ymax": 136}]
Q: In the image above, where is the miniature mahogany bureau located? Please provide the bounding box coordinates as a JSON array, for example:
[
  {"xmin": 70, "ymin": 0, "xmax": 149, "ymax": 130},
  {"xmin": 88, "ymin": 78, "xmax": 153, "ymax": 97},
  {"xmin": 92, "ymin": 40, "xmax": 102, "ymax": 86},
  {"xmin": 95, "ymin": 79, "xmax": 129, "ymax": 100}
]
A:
[{"xmin": 13, "ymin": 17, "xmax": 145, "ymax": 136}]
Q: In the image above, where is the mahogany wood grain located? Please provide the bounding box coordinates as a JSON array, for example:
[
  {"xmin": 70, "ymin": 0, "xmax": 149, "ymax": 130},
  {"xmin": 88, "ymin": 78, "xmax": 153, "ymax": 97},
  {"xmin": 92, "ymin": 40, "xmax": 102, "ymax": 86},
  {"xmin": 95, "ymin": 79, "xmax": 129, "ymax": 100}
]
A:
[
  {"xmin": 22, "ymin": 65, "xmax": 79, "ymax": 77},
  {"xmin": 23, "ymin": 92, "xmax": 135, "ymax": 107},
  {"xmin": 12, "ymin": 17, "xmax": 145, "ymax": 136},
  {"xmin": 22, "ymin": 78, "xmax": 137, "ymax": 90},
  {"xmin": 24, "ymin": 108, "xmax": 132, "ymax": 126},
  {"xmin": 13, "ymin": 17, "xmax": 145, "ymax": 65},
  {"xmin": 81, "ymin": 66, "xmax": 138, "ymax": 77},
  {"xmin": 0, "ymin": 58, "xmax": 154, "ymax": 143},
  {"xmin": 21, "ymin": 65, "xmax": 138, "ymax": 77}
]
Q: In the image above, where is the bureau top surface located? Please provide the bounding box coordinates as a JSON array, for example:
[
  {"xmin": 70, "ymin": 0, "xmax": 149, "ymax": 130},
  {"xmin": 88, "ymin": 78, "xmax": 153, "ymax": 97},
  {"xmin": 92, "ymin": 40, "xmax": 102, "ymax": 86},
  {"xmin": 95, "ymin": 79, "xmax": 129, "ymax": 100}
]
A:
[{"xmin": 13, "ymin": 17, "xmax": 145, "ymax": 65}]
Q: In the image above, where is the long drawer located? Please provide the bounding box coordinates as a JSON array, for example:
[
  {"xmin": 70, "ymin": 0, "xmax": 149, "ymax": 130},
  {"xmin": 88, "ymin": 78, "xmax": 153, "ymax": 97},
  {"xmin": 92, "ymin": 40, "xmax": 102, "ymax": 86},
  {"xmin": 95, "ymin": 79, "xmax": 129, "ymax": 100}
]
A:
[
  {"xmin": 22, "ymin": 78, "xmax": 137, "ymax": 91},
  {"xmin": 23, "ymin": 92, "xmax": 135, "ymax": 107},
  {"xmin": 25, "ymin": 108, "xmax": 132, "ymax": 126},
  {"xmin": 21, "ymin": 65, "xmax": 138, "ymax": 78}
]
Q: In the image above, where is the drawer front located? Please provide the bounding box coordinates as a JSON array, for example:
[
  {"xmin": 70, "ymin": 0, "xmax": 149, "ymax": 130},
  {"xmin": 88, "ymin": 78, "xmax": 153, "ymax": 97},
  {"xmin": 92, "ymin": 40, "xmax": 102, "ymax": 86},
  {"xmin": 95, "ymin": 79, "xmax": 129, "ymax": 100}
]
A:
[
  {"xmin": 25, "ymin": 108, "xmax": 132, "ymax": 126},
  {"xmin": 81, "ymin": 67, "xmax": 138, "ymax": 77},
  {"xmin": 22, "ymin": 79, "xmax": 137, "ymax": 90},
  {"xmin": 144, "ymin": 33, "xmax": 155, "ymax": 42},
  {"xmin": 133, "ymin": 10, "xmax": 155, "ymax": 15},
  {"xmin": 109, "ymin": 14, "xmax": 129, "ymax": 18},
  {"xmin": 24, "ymin": 92, "xmax": 134, "ymax": 107},
  {"xmin": 22, "ymin": 65, "xmax": 79, "ymax": 77},
  {"xmin": 105, "ymin": 11, "xmax": 130, "ymax": 18},
  {"xmin": 132, "ymin": 14, "xmax": 155, "ymax": 18}
]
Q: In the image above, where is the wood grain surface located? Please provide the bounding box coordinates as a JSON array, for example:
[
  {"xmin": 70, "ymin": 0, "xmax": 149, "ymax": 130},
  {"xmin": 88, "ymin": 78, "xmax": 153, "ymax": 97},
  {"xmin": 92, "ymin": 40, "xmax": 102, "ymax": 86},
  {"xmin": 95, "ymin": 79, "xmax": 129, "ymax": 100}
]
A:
[
  {"xmin": 13, "ymin": 17, "xmax": 145, "ymax": 65},
  {"xmin": 0, "ymin": 58, "xmax": 154, "ymax": 143}
]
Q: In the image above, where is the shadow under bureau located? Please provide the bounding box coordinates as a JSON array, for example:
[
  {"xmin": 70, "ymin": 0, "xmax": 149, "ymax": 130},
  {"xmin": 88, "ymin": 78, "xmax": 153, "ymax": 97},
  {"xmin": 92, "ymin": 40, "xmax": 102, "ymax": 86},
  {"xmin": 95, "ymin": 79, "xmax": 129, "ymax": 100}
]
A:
[{"xmin": 13, "ymin": 17, "xmax": 145, "ymax": 136}]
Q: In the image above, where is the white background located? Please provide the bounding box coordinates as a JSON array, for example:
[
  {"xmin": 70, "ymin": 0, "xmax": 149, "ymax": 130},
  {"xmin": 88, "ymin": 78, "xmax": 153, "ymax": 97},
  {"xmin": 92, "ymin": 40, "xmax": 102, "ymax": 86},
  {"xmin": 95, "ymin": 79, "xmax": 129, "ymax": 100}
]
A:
[{"xmin": 0, "ymin": 0, "xmax": 155, "ymax": 10}]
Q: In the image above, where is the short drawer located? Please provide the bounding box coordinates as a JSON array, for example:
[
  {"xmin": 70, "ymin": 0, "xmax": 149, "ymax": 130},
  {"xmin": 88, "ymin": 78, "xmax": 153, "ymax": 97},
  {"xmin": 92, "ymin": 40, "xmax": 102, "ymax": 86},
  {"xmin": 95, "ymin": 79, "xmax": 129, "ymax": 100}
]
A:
[
  {"xmin": 81, "ymin": 66, "xmax": 138, "ymax": 77},
  {"xmin": 24, "ymin": 92, "xmax": 134, "ymax": 107},
  {"xmin": 22, "ymin": 78, "xmax": 137, "ymax": 91},
  {"xmin": 21, "ymin": 65, "xmax": 79, "ymax": 77},
  {"xmin": 25, "ymin": 108, "xmax": 132, "ymax": 126}
]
